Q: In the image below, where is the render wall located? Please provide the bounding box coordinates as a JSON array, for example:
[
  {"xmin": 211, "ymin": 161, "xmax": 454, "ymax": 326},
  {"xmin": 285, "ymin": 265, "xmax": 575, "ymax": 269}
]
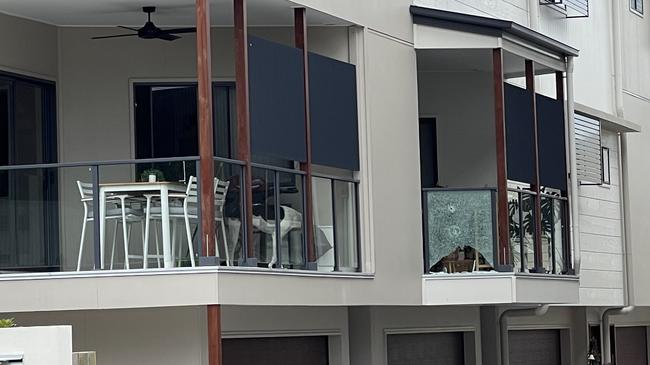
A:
[
  {"xmin": 0, "ymin": 12, "xmax": 58, "ymax": 79},
  {"xmin": 417, "ymin": 70, "xmax": 497, "ymax": 188},
  {"xmin": 7, "ymin": 306, "xmax": 350, "ymax": 365},
  {"xmin": 619, "ymin": 0, "xmax": 650, "ymax": 306}
]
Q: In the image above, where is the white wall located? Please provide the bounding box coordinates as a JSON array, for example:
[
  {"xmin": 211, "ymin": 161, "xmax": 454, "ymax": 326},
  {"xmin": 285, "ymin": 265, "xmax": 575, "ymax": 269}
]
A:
[
  {"xmin": 619, "ymin": 0, "xmax": 650, "ymax": 306},
  {"xmin": 417, "ymin": 70, "xmax": 497, "ymax": 188},
  {"xmin": 578, "ymin": 129, "xmax": 625, "ymax": 306},
  {"xmin": 0, "ymin": 325, "xmax": 72, "ymax": 365}
]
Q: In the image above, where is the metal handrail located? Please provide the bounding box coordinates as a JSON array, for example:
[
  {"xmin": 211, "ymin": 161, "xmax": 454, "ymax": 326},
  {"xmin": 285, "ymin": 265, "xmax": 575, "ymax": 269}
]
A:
[
  {"xmin": 213, "ymin": 156, "xmax": 246, "ymax": 166},
  {"xmin": 312, "ymin": 173, "xmax": 359, "ymax": 184},
  {"xmin": 250, "ymin": 162, "xmax": 306, "ymax": 176},
  {"xmin": 422, "ymin": 187, "xmax": 497, "ymax": 192},
  {"xmin": 0, "ymin": 156, "xmax": 200, "ymax": 171}
]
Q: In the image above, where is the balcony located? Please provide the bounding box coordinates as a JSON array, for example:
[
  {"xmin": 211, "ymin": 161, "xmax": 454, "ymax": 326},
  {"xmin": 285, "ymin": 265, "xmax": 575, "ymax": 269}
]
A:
[
  {"xmin": 0, "ymin": 2, "xmax": 362, "ymax": 282},
  {"xmin": 413, "ymin": 8, "xmax": 580, "ymax": 304}
]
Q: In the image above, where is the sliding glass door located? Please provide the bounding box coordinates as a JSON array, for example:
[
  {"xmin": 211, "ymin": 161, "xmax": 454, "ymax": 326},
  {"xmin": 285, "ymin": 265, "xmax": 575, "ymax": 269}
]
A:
[{"xmin": 0, "ymin": 73, "xmax": 57, "ymax": 272}]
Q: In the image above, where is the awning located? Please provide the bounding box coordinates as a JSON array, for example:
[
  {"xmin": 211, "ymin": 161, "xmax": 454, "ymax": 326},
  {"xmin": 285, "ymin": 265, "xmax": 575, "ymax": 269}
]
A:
[
  {"xmin": 410, "ymin": 6, "xmax": 579, "ymax": 72},
  {"xmin": 575, "ymin": 102, "xmax": 641, "ymax": 133}
]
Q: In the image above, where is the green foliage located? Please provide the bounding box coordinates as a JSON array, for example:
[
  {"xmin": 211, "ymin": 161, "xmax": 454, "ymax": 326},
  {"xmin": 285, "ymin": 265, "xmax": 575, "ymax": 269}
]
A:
[
  {"xmin": 140, "ymin": 168, "xmax": 165, "ymax": 182},
  {"xmin": 0, "ymin": 318, "xmax": 16, "ymax": 328}
]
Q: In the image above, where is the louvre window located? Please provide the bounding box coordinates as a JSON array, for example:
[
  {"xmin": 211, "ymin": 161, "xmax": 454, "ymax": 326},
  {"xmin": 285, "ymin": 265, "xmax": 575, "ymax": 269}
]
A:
[{"xmin": 575, "ymin": 113, "xmax": 602, "ymax": 184}]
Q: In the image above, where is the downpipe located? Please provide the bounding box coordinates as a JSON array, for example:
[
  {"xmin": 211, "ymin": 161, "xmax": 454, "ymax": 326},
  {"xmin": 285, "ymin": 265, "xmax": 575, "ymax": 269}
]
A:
[
  {"xmin": 601, "ymin": 306, "xmax": 634, "ymax": 365},
  {"xmin": 566, "ymin": 56, "xmax": 580, "ymax": 274},
  {"xmin": 500, "ymin": 305, "xmax": 550, "ymax": 365}
]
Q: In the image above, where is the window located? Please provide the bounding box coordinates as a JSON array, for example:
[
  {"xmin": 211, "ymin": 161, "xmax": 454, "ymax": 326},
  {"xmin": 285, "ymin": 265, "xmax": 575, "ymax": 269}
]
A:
[
  {"xmin": 575, "ymin": 113, "xmax": 603, "ymax": 184},
  {"xmin": 601, "ymin": 147, "xmax": 611, "ymax": 185},
  {"xmin": 632, "ymin": 0, "xmax": 644, "ymax": 15}
]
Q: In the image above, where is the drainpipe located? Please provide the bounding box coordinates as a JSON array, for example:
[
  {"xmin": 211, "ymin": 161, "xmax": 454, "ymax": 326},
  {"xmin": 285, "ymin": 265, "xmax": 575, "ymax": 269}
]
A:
[
  {"xmin": 602, "ymin": 306, "xmax": 635, "ymax": 365},
  {"xmin": 566, "ymin": 56, "xmax": 580, "ymax": 274},
  {"xmin": 611, "ymin": 0, "xmax": 625, "ymax": 118},
  {"xmin": 600, "ymin": 135, "xmax": 635, "ymax": 365},
  {"xmin": 499, "ymin": 305, "xmax": 550, "ymax": 365},
  {"xmin": 528, "ymin": 0, "xmax": 541, "ymax": 30}
]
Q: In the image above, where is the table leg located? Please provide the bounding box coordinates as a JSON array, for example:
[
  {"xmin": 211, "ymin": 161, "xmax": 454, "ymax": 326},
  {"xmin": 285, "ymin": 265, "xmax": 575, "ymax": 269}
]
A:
[
  {"xmin": 160, "ymin": 186, "xmax": 172, "ymax": 268},
  {"xmin": 99, "ymin": 189, "xmax": 106, "ymax": 270}
]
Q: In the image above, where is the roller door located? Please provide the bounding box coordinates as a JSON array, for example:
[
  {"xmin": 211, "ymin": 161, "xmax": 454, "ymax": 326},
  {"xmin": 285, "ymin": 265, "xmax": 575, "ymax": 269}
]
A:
[
  {"xmin": 387, "ymin": 331, "xmax": 464, "ymax": 365},
  {"xmin": 509, "ymin": 329, "xmax": 561, "ymax": 365},
  {"xmin": 223, "ymin": 336, "xmax": 328, "ymax": 365},
  {"xmin": 615, "ymin": 326, "xmax": 648, "ymax": 365}
]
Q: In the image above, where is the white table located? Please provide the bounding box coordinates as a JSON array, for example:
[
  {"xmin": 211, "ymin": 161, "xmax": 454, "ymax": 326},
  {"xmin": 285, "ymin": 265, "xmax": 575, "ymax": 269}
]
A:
[{"xmin": 99, "ymin": 182, "xmax": 186, "ymax": 269}]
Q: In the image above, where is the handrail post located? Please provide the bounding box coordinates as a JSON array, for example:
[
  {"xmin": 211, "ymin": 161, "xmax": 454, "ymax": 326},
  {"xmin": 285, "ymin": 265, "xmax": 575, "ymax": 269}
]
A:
[{"xmin": 91, "ymin": 165, "xmax": 101, "ymax": 270}]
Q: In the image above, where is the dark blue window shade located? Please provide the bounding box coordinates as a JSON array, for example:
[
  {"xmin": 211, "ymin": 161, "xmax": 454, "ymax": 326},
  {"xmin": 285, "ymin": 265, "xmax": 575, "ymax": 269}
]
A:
[
  {"xmin": 536, "ymin": 94, "xmax": 567, "ymax": 191},
  {"xmin": 309, "ymin": 52, "xmax": 360, "ymax": 171},
  {"xmin": 504, "ymin": 83, "xmax": 535, "ymax": 185},
  {"xmin": 248, "ymin": 36, "xmax": 306, "ymax": 162}
]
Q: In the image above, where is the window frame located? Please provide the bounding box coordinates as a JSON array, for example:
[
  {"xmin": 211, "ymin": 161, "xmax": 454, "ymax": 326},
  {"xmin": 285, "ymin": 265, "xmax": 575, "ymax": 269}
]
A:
[
  {"xmin": 601, "ymin": 146, "xmax": 611, "ymax": 185},
  {"xmin": 631, "ymin": 0, "xmax": 644, "ymax": 16}
]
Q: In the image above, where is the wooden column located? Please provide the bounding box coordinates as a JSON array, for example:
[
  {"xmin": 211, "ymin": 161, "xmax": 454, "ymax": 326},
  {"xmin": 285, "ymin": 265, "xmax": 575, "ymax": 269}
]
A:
[
  {"xmin": 294, "ymin": 8, "xmax": 316, "ymax": 267},
  {"xmin": 526, "ymin": 60, "xmax": 544, "ymax": 272},
  {"xmin": 234, "ymin": 0, "xmax": 255, "ymax": 263},
  {"xmin": 492, "ymin": 48, "xmax": 511, "ymax": 269},
  {"xmin": 197, "ymin": 0, "xmax": 215, "ymax": 257},
  {"xmin": 207, "ymin": 305, "xmax": 222, "ymax": 365}
]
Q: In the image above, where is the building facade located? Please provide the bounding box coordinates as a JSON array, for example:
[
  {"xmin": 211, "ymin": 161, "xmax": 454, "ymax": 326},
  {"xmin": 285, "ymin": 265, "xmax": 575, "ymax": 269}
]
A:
[{"xmin": 0, "ymin": 0, "xmax": 649, "ymax": 364}]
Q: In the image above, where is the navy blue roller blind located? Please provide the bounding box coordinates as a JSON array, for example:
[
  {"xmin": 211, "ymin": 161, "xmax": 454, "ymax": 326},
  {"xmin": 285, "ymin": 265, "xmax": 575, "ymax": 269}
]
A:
[
  {"xmin": 504, "ymin": 83, "xmax": 535, "ymax": 185},
  {"xmin": 248, "ymin": 36, "xmax": 306, "ymax": 162},
  {"xmin": 536, "ymin": 94, "xmax": 567, "ymax": 191},
  {"xmin": 309, "ymin": 52, "xmax": 360, "ymax": 171}
]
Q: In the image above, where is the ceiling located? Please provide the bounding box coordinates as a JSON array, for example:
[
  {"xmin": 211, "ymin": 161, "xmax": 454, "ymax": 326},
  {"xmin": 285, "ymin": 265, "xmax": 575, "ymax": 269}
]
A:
[
  {"xmin": 416, "ymin": 49, "xmax": 557, "ymax": 76},
  {"xmin": 0, "ymin": 0, "xmax": 349, "ymax": 27}
]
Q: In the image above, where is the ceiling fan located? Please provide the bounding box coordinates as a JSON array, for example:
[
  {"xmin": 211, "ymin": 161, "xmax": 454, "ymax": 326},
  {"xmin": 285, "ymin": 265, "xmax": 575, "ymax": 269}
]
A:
[{"xmin": 92, "ymin": 6, "xmax": 196, "ymax": 41}]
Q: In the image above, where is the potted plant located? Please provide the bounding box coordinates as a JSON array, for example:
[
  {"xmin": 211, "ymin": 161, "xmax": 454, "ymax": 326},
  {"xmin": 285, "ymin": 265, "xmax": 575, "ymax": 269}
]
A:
[{"xmin": 140, "ymin": 168, "xmax": 165, "ymax": 182}]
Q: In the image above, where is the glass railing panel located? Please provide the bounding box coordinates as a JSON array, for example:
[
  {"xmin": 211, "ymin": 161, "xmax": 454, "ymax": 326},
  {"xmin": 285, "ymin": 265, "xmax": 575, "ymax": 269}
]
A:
[
  {"xmin": 278, "ymin": 171, "xmax": 305, "ymax": 269},
  {"xmin": 251, "ymin": 166, "xmax": 277, "ymax": 266},
  {"xmin": 508, "ymin": 190, "xmax": 536, "ymax": 273},
  {"xmin": 423, "ymin": 189, "xmax": 496, "ymax": 273},
  {"xmin": 0, "ymin": 165, "xmax": 91, "ymax": 273},
  {"xmin": 215, "ymin": 159, "xmax": 244, "ymax": 266},
  {"xmin": 333, "ymin": 180, "xmax": 359, "ymax": 272},
  {"xmin": 542, "ymin": 194, "xmax": 568, "ymax": 274},
  {"xmin": 312, "ymin": 177, "xmax": 334, "ymax": 272}
]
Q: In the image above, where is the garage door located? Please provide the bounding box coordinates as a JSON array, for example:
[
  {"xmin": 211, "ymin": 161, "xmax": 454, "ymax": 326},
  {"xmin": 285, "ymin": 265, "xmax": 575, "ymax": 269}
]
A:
[
  {"xmin": 509, "ymin": 329, "xmax": 560, "ymax": 365},
  {"xmin": 223, "ymin": 336, "xmax": 328, "ymax": 365},
  {"xmin": 616, "ymin": 326, "xmax": 648, "ymax": 365},
  {"xmin": 387, "ymin": 332, "xmax": 464, "ymax": 365}
]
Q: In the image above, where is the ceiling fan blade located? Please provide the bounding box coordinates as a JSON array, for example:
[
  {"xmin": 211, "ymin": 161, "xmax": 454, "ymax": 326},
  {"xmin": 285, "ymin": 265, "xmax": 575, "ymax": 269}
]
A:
[
  {"xmin": 164, "ymin": 27, "xmax": 196, "ymax": 34},
  {"xmin": 118, "ymin": 26, "xmax": 140, "ymax": 32},
  {"xmin": 156, "ymin": 32, "xmax": 181, "ymax": 41},
  {"xmin": 92, "ymin": 33, "xmax": 139, "ymax": 40}
]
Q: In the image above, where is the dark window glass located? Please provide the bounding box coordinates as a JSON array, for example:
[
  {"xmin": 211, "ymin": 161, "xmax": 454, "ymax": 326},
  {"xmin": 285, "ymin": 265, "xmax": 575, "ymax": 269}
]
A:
[
  {"xmin": 632, "ymin": 0, "xmax": 644, "ymax": 14},
  {"xmin": 0, "ymin": 73, "xmax": 57, "ymax": 271},
  {"xmin": 602, "ymin": 146, "xmax": 611, "ymax": 185},
  {"xmin": 133, "ymin": 82, "xmax": 236, "ymax": 181}
]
